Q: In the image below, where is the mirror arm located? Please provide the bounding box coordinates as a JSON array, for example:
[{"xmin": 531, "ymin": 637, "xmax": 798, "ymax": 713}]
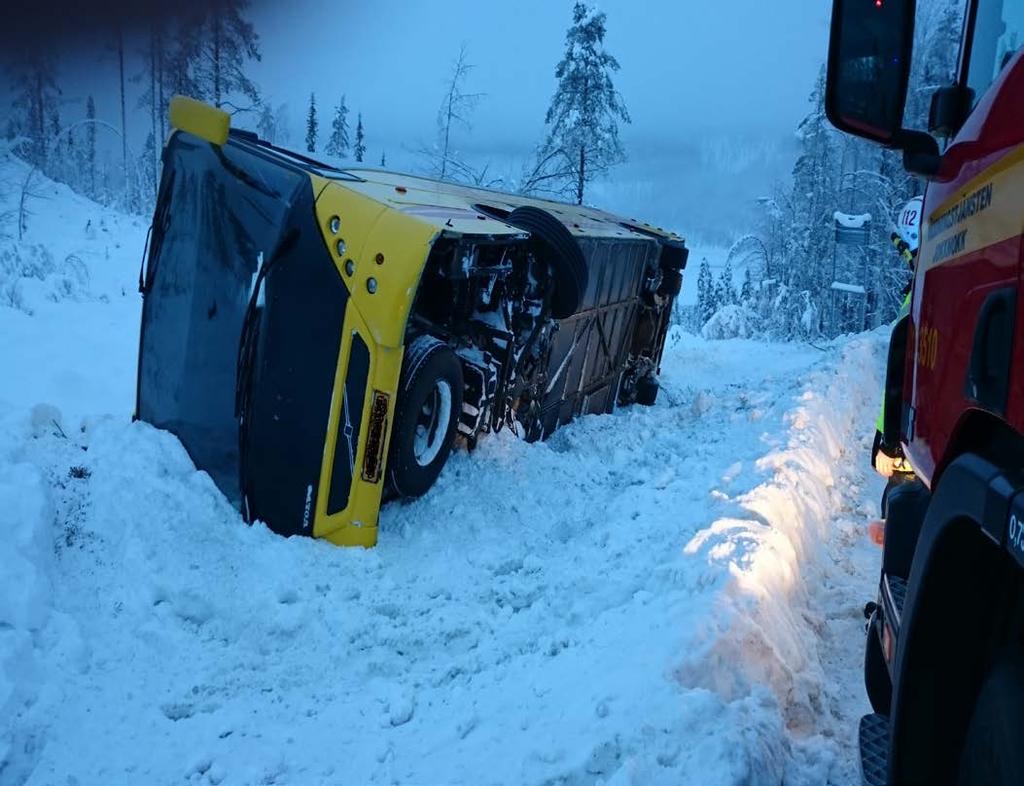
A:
[{"xmin": 894, "ymin": 129, "xmax": 942, "ymax": 179}]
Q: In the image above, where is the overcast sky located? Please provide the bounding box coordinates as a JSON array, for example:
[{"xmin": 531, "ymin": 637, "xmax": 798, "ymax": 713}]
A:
[
  {"xmin": 251, "ymin": 0, "xmax": 831, "ymax": 156},
  {"xmin": 2, "ymin": 0, "xmax": 833, "ymax": 242}
]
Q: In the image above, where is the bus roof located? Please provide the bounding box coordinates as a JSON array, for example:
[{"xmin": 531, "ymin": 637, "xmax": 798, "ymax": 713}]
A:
[{"xmin": 332, "ymin": 168, "xmax": 685, "ymax": 244}]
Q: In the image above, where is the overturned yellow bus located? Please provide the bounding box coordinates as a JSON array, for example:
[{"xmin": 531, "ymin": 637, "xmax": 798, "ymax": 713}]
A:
[{"xmin": 135, "ymin": 97, "xmax": 687, "ymax": 547}]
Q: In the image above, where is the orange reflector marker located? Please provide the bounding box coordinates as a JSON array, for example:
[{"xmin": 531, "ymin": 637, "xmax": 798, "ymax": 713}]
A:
[
  {"xmin": 869, "ymin": 519, "xmax": 886, "ymax": 546},
  {"xmin": 361, "ymin": 391, "xmax": 390, "ymax": 483}
]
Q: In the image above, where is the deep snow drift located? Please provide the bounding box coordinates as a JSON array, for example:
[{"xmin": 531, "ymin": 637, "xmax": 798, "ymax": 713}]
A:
[{"xmin": 1, "ymin": 158, "xmax": 886, "ymax": 786}]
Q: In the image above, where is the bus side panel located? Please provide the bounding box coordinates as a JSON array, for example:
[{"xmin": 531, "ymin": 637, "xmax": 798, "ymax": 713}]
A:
[{"xmin": 537, "ymin": 238, "xmax": 656, "ymax": 437}]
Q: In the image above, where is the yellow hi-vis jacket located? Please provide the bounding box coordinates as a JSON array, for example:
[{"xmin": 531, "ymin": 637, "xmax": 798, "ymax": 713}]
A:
[{"xmin": 876, "ymin": 291, "xmax": 913, "ymax": 434}]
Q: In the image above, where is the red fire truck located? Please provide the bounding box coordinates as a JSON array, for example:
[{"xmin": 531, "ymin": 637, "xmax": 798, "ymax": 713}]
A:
[{"xmin": 826, "ymin": 0, "xmax": 1024, "ymax": 783}]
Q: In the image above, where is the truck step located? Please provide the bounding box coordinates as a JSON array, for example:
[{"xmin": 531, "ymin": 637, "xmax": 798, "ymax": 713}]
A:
[
  {"xmin": 859, "ymin": 713, "xmax": 890, "ymax": 786},
  {"xmin": 887, "ymin": 575, "xmax": 907, "ymax": 619}
]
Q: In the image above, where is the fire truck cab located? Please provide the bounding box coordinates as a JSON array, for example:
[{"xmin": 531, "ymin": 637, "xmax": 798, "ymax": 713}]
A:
[{"xmin": 826, "ymin": 0, "xmax": 1024, "ymax": 784}]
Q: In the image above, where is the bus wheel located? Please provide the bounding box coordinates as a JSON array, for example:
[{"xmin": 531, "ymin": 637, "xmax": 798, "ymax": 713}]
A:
[
  {"xmin": 957, "ymin": 649, "xmax": 1024, "ymax": 785},
  {"xmin": 658, "ymin": 268, "xmax": 683, "ymax": 297},
  {"xmin": 388, "ymin": 336, "xmax": 464, "ymax": 498},
  {"xmin": 636, "ymin": 376, "xmax": 659, "ymax": 406},
  {"xmin": 506, "ymin": 206, "xmax": 588, "ymax": 319},
  {"xmin": 864, "ymin": 611, "xmax": 891, "ymax": 715}
]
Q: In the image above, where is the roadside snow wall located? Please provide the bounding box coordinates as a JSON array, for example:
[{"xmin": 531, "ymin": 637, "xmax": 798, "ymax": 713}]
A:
[{"xmin": 678, "ymin": 332, "xmax": 885, "ymax": 783}]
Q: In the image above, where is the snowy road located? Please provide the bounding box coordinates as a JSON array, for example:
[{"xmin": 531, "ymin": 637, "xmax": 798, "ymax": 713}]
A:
[{"xmin": 2, "ymin": 163, "xmax": 887, "ymax": 785}]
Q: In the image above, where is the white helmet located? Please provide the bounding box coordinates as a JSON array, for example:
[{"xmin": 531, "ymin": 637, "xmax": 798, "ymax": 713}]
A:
[{"xmin": 895, "ymin": 196, "xmax": 924, "ymax": 253}]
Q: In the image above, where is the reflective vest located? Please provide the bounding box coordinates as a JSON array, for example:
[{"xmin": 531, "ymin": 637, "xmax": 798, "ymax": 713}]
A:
[{"xmin": 875, "ymin": 291, "xmax": 913, "ymax": 434}]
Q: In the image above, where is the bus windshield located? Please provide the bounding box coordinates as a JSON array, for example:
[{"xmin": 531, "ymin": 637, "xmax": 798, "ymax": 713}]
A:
[{"xmin": 967, "ymin": 0, "xmax": 1024, "ymax": 104}]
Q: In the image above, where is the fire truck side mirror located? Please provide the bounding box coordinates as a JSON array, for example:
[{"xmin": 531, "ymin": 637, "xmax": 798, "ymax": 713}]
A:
[
  {"xmin": 929, "ymin": 84, "xmax": 975, "ymax": 139},
  {"xmin": 825, "ymin": 0, "xmax": 916, "ymax": 146}
]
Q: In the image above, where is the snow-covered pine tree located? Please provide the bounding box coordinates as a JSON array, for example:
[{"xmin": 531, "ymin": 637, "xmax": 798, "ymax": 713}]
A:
[
  {"xmin": 380, "ymin": 151, "xmax": 386, "ymax": 167},
  {"xmin": 139, "ymin": 131, "xmax": 158, "ymax": 208},
  {"xmin": 85, "ymin": 96, "xmax": 97, "ymax": 198},
  {"xmin": 46, "ymin": 102, "xmax": 66, "ymax": 183},
  {"xmin": 740, "ymin": 268, "xmax": 753, "ymax": 303},
  {"xmin": 258, "ymin": 103, "xmax": 292, "ymax": 146},
  {"xmin": 782, "ymin": 67, "xmax": 837, "ymax": 336},
  {"xmin": 139, "ymin": 24, "xmax": 164, "ymax": 197},
  {"xmin": 192, "ymin": 0, "xmax": 261, "ymax": 112},
  {"xmin": 711, "ymin": 276, "xmax": 725, "ymax": 313},
  {"xmin": 116, "ymin": 26, "xmax": 131, "ymax": 211},
  {"xmin": 696, "ymin": 257, "xmax": 717, "ymax": 326},
  {"xmin": 539, "ymin": 2, "xmax": 630, "ymax": 204},
  {"xmin": 326, "ymin": 96, "xmax": 350, "ymax": 158},
  {"xmin": 718, "ymin": 256, "xmax": 737, "ymax": 305},
  {"xmin": 305, "ymin": 93, "xmax": 318, "ymax": 153},
  {"xmin": 8, "ymin": 49, "xmax": 61, "ymax": 170},
  {"xmin": 354, "ymin": 114, "xmax": 366, "ymax": 162},
  {"xmin": 276, "ymin": 104, "xmax": 293, "ymax": 145},
  {"xmin": 905, "ymin": 0, "xmax": 963, "ymax": 129},
  {"xmin": 135, "ymin": 18, "xmax": 201, "ymax": 189},
  {"xmin": 164, "ymin": 23, "xmax": 202, "ymax": 118},
  {"xmin": 257, "ymin": 103, "xmax": 276, "ymax": 143}
]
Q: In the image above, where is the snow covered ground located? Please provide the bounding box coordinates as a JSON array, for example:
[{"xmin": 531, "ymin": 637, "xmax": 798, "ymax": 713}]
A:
[{"xmin": 1, "ymin": 159, "xmax": 888, "ymax": 785}]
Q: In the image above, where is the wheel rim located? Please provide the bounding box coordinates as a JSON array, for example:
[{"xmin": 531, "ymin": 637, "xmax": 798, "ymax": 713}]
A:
[{"xmin": 413, "ymin": 380, "xmax": 452, "ymax": 467}]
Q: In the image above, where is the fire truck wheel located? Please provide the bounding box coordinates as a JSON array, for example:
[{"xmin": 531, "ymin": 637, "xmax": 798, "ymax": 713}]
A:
[
  {"xmin": 388, "ymin": 336, "xmax": 464, "ymax": 499},
  {"xmin": 863, "ymin": 612, "xmax": 891, "ymax": 715},
  {"xmin": 957, "ymin": 648, "xmax": 1024, "ymax": 785},
  {"xmin": 506, "ymin": 206, "xmax": 588, "ymax": 319}
]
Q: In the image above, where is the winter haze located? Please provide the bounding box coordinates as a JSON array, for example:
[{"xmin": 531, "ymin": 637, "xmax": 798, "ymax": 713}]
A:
[{"xmin": 2, "ymin": 0, "xmax": 830, "ymax": 245}]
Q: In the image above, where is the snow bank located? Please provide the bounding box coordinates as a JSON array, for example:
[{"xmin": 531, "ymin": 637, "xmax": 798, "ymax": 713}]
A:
[
  {"xmin": 0, "ymin": 169, "xmax": 887, "ymax": 785},
  {"xmin": 679, "ymin": 331, "xmax": 886, "ymax": 781},
  {"xmin": 0, "ymin": 329, "xmax": 885, "ymax": 786},
  {"xmin": 701, "ymin": 303, "xmax": 762, "ymax": 340},
  {"xmin": 0, "ymin": 156, "xmax": 143, "ymax": 419}
]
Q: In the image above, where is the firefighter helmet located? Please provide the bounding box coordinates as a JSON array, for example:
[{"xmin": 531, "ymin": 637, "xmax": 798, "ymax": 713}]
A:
[{"xmin": 895, "ymin": 196, "xmax": 924, "ymax": 253}]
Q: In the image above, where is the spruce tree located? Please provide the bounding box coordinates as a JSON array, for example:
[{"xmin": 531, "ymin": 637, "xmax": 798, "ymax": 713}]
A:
[
  {"xmin": 696, "ymin": 257, "xmax": 716, "ymax": 326},
  {"xmin": 380, "ymin": 151, "xmax": 386, "ymax": 167},
  {"xmin": 718, "ymin": 257, "xmax": 736, "ymax": 305},
  {"xmin": 740, "ymin": 268, "xmax": 753, "ymax": 303},
  {"xmin": 193, "ymin": 0, "xmax": 261, "ymax": 110},
  {"xmin": 134, "ymin": 19, "xmax": 201, "ymax": 154},
  {"xmin": 325, "ymin": 95, "xmax": 350, "ymax": 158},
  {"xmin": 139, "ymin": 131, "xmax": 157, "ymax": 208},
  {"xmin": 85, "ymin": 96, "xmax": 97, "ymax": 198},
  {"xmin": 354, "ymin": 113, "xmax": 366, "ymax": 162},
  {"xmin": 540, "ymin": 2, "xmax": 630, "ymax": 204},
  {"xmin": 305, "ymin": 92, "xmax": 318, "ymax": 153},
  {"xmin": 905, "ymin": 0, "xmax": 962, "ymax": 129},
  {"xmin": 257, "ymin": 103, "xmax": 276, "ymax": 143},
  {"xmin": 139, "ymin": 24, "xmax": 165, "ymax": 196},
  {"xmin": 789, "ymin": 69, "xmax": 837, "ymax": 297},
  {"xmin": 8, "ymin": 49, "xmax": 61, "ymax": 169}
]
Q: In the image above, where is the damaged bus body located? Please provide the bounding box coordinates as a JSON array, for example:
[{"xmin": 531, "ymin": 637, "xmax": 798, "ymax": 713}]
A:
[{"xmin": 136, "ymin": 97, "xmax": 687, "ymax": 547}]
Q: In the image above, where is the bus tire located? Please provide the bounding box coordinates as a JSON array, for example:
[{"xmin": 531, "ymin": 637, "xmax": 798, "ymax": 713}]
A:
[
  {"xmin": 636, "ymin": 376, "xmax": 659, "ymax": 406},
  {"xmin": 387, "ymin": 336, "xmax": 464, "ymax": 499},
  {"xmin": 658, "ymin": 268, "xmax": 683, "ymax": 297},
  {"xmin": 507, "ymin": 206, "xmax": 588, "ymax": 319}
]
